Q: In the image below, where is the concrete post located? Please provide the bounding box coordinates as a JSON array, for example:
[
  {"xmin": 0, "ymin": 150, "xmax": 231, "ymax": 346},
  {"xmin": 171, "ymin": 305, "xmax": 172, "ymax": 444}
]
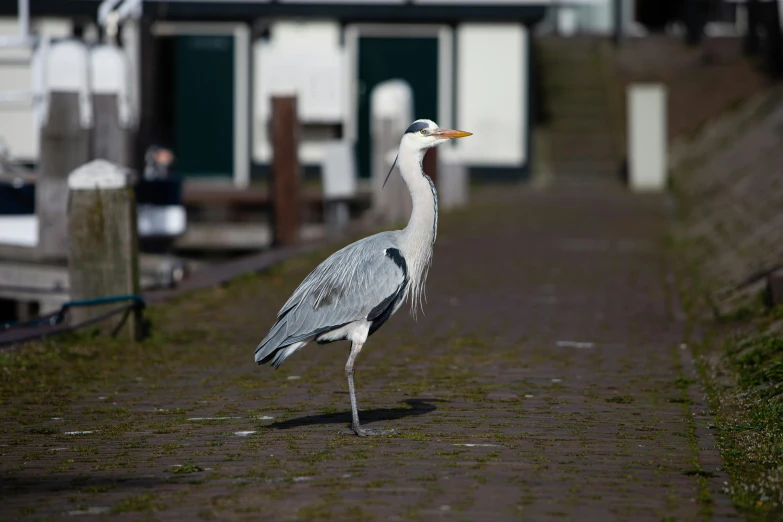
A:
[
  {"xmin": 370, "ymin": 80, "xmax": 413, "ymax": 225},
  {"xmin": 627, "ymin": 84, "xmax": 667, "ymax": 192},
  {"xmin": 372, "ymin": 117, "xmax": 411, "ymax": 225}
]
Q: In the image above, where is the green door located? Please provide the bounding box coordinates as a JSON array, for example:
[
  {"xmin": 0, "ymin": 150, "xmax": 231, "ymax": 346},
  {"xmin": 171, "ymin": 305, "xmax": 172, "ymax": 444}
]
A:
[
  {"xmin": 357, "ymin": 36, "xmax": 439, "ymax": 179},
  {"xmin": 174, "ymin": 35, "xmax": 234, "ymax": 178}
]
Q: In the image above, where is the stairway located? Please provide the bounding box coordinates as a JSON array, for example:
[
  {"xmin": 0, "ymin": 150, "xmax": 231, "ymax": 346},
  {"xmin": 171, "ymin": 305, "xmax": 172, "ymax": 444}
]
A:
[{"xmin": 537, "ymin": 37, "xmax": 622, "ymax": 186}]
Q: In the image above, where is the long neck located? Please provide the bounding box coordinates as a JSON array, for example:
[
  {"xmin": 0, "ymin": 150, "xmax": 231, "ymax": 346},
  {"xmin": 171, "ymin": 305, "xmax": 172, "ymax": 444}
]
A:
[
  {"xmin": 399, "ymin": 147, "xmax": 438, "ymax": 246},
  {"xmin": 397, "ymin": 145, "xmax": 438, "ymax": 313}
]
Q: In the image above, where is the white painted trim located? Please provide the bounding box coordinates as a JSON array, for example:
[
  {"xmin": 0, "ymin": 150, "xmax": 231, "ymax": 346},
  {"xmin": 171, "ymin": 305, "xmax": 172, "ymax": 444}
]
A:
[
  {"xmin": 437, "ymin": 26, "xmax": 453, "ymax": 130},
  {"xmin": 344, "ymin": 25, "xmax": 359, "ymax": 144},
  {"xmin": 151, "ymin": 22, "xmax": 250, "ymax": 188},
  {"xmin": 233, "ymin": 24, "xmax": 250, "ymax": 189},
  {"xmin": 343, "ymin": 23, "xmax": 454, "ymax": 145}
]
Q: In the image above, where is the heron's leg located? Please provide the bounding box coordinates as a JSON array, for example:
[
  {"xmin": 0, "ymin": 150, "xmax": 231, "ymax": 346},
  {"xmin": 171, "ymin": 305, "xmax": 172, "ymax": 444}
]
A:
[
  {"xmin": 345, "ymin": 342, "xmax": 363, "ymax": 430},
  {"xmin": 343, "ymin": 342, "xmax": 395, "ymax": 437}
]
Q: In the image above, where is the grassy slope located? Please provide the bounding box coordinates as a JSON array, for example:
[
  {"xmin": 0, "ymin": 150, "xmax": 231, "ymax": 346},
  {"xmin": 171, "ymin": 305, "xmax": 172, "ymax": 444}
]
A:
[{"xmin": 674, "ymin": 237, "xmax": 783, "ymax": 521}]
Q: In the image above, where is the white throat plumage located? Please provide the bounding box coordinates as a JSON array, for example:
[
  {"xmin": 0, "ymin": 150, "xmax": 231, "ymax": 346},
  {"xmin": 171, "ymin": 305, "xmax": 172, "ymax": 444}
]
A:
[{"xmin": 395, "ymin": 135, "xmax": 438, "ymax": 317}]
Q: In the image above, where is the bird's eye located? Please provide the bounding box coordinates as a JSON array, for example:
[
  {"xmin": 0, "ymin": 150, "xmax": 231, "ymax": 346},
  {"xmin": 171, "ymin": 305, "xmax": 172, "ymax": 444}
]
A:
[{"xmin": 420, "ymin": 129, "xmax": 427, "ymax": 135}]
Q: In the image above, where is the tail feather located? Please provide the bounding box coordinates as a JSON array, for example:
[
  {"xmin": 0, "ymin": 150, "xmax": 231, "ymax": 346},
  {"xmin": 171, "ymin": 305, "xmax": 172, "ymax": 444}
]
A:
[
  {"xmin": 254, "ymin": 319, "xmax": 289, "ymax": 365},
  {"xmin": 269, "ymin": 342, "xmax": 307, "ymax": 368},
  {"xmin": 255, "ymin": 318, "xmax": 311, "ymax": 367}
]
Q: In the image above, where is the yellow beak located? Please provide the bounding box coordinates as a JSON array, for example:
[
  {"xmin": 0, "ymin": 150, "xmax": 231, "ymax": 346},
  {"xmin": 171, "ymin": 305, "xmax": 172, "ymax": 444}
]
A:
[{"xmin": 432, "ymin": 129, "xmax": 472, "ymax": 139}]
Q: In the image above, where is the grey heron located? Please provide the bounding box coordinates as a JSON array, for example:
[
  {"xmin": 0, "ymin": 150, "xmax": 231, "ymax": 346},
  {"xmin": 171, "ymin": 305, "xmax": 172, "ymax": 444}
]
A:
[{"xmin": 254, "ymin": 119, "xmax": 472, "ymax": 436}]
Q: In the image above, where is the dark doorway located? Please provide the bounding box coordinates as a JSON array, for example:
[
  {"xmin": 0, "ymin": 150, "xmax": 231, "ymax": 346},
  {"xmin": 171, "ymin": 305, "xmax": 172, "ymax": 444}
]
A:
[{"xmin": 356, "ymin": 36, "xmax": 439, "ymax": 179}]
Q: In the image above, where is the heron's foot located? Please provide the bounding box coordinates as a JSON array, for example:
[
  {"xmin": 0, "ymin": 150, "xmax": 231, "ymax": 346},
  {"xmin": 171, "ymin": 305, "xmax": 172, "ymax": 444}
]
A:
[{"xmin": 339, "ymin": 426, "xmax": 396, "ymax": 437}]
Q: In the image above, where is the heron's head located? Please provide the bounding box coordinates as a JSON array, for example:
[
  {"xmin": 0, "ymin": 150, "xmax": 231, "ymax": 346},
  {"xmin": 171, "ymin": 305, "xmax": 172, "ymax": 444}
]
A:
[
  {"xmin": 383, "ymin": 119, "xmax": 471, "ymax": 189},
  {"xmin": 401, "ymin": 119, "xmax": 472, "ymax": 151}
]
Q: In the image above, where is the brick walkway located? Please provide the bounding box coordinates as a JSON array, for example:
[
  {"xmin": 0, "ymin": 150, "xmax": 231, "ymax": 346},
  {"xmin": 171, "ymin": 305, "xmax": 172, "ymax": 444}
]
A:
[{"xmin": 1, "ymin": 185, "xmax": 736, "ymax": 521}]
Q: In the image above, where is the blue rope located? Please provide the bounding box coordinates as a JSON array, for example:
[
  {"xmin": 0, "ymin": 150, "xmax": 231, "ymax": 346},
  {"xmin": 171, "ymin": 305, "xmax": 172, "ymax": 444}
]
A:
[
  {"xmin": 1, "ymin": 294, "xmax": 145, "ymax": 330},
  {"xmin": 61, "ymin": 295, "xmax": 146, "ymax": 310}
]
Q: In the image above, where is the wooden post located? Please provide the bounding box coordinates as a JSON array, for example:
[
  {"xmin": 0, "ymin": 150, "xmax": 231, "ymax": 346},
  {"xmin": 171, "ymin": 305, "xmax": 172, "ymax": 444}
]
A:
[
  {"xmin": 37, "ymin": 40, "xmax": 92, "ymax": 259},
  {"xmin": 423, "ymin": 146, "xmax": 438, "ymax": 188},
  {"xmin": 270, "ymin": 96, "xmax": 301, "ymax": 247},
  {"xmin": 67, "ymin": 160, "xmax": 141, "ymax": 340}
]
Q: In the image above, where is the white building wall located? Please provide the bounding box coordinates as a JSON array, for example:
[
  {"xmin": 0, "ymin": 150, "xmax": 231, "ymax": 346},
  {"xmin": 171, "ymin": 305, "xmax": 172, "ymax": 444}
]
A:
[
  {"xmin": 454, "ymin": 23, "xmax": 527, "ymax": 167},
  {"xmin": 0, "ymin": 18, "xmax": 36, "ymax": 161},
  {"xmin": 253, "ymin": 20, "xmax": 345, "ymax": 165},
  {"xmin": 0, "ymin": 17, "xmax": 73, "ymax": 163}
]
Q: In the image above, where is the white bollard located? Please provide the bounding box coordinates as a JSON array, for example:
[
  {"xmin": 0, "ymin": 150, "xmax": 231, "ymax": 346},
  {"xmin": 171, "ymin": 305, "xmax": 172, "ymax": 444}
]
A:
[
  {"xmin": 558, "ymin": 7, "xmax": 578, "ymax": 37},
  {"xmin": 370, "ymin": 80, "xmax": 414, "ymax": 225},
  {"xmin": 90, "ymin": 43, "xmax": 133, "ymax": 165},
  {"xmin": 627, "ymin": 83, "xmax": 667, "ymax": 192},
  {"xmin": 321, "ymin": 140, "xmax": 357, "ymax": 234},
  {"xmin": 438, "ymin": 147, "xmax": 468, "ymax": 211}
]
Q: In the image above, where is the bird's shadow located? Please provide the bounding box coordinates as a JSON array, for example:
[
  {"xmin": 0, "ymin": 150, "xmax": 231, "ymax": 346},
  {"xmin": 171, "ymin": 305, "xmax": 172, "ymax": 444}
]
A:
[{"xmin": 264, "ymin": 398, "xmax": 444, "ymax": 430}]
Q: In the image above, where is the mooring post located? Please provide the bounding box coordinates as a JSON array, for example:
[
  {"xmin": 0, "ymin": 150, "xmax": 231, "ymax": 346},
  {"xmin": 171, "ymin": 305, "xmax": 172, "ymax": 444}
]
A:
[
  {"xmin": 67, "ymin": 160, "xmax": 142, "ymax": 340},
  {"xmin": 270, "ymin": 96, "xmax": 302, "ymax": 247},
  {"xmin": 321, "ymin": 141, "xmax": 357, "ymax": 236},
  {"xmin": 372, "ymin": 116, "xmax": 411, "ymax": 225},
  {"xmin": 37, "ymin": 40, "xmax": 92, "ymax": 259},
  {"xmin": 90, "ymin": 44, "xmax": 133, "ymax": 165}
]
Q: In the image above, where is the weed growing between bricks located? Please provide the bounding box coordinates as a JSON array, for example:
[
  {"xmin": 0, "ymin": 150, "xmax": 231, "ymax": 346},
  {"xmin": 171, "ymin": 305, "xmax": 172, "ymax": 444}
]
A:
[{"xmin": 674, "ymin": 236, "xmax": 783, "ymax": 520}]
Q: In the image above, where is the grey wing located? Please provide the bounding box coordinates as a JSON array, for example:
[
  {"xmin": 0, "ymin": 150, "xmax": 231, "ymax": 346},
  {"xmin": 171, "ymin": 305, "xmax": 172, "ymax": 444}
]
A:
[{"xmin": 254, "ymin": 234, "xmax": 408, "ymax": 366}]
